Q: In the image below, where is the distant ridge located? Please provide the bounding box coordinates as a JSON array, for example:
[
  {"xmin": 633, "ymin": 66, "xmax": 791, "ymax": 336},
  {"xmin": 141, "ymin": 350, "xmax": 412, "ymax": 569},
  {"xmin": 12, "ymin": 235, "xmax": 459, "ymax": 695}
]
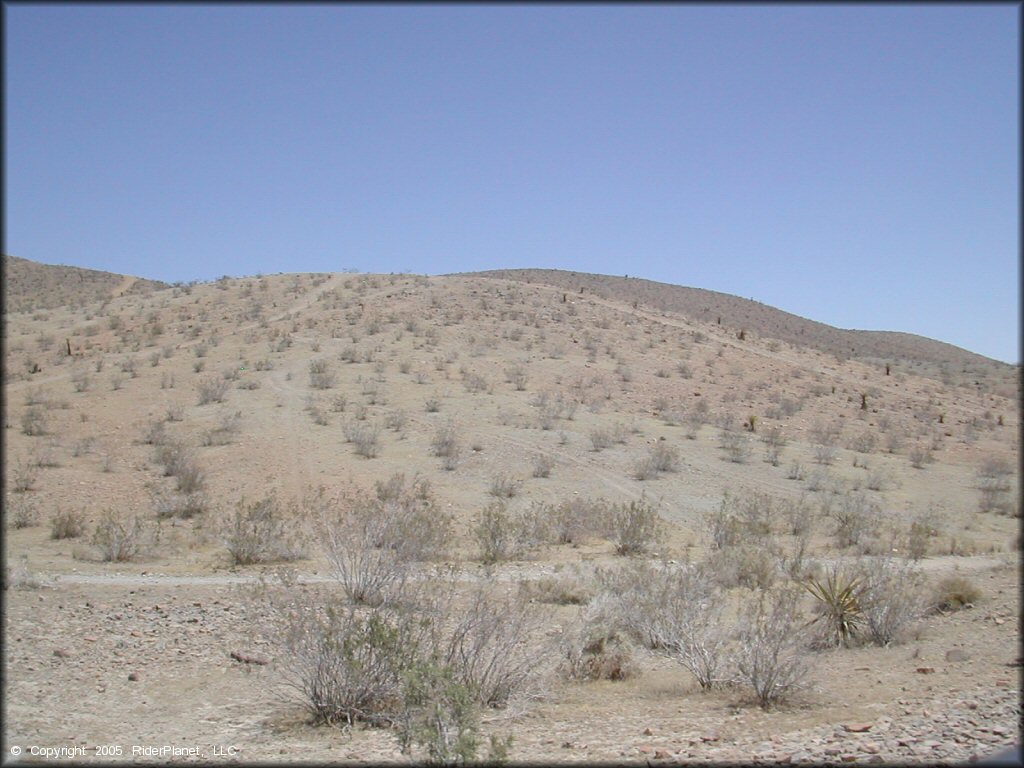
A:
[
  {"xmin": 462, "ymin": 268, "xmax": 1012, "ymax": 376},
  {"xmin": 2, "ymin": 255, "xmax": 168, "ymax": 313}
]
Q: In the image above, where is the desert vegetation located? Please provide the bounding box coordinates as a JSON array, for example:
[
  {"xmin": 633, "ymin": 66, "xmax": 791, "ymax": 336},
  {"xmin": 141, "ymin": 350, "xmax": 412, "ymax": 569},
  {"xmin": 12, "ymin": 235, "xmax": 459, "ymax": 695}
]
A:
[{"xmin": 2, "ymin": 259, "xmax": 1018, "ymax": 763}]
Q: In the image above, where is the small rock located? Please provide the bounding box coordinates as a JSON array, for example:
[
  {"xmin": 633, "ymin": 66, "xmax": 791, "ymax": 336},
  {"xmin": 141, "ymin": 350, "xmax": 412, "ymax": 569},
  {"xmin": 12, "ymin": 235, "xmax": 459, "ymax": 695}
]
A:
[
  {"xmin": 53, "ymin": 648, "xmax": 71, "ymax": 658},
  {"xmin": 654, "ymin": 749, "xmax": 671, "ymax": 760},
  {"xmin": 127, "ymin": 672, "xmax": 139, "ymax": 681},
  {"xmin": 644, "ymin": 727, "xmax": 654, "ymax": 736},
  {"xmin": 843, "ymin": 723, "xmax": 873, "ymax": 733},
  {"xmin": 701, "ymin": 732, "xmax": 720, "ymax": 743},
  {"xmin": 916, "ymin": 667, "xmax": 936, "ymax": 674},
  {"xmin": 862, "ymin": 742, "xmax": 880, "ymax": 754}
]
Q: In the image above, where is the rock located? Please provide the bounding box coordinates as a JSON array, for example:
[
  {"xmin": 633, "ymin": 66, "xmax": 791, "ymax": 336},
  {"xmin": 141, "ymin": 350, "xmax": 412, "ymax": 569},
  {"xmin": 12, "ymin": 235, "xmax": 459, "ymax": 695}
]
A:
[
  {"xmin": 701, "ymin": 732, "xmax": 720, "ymax": 742},
  {"xmin": 127, "ymin": 672, "xmax": 139, "ymax": 681},
  {"xmin": 654, "ymin": 749, "xmax": 671, "ymax": 759},
  {"xmin": 916, "ymin": 667, "xmax": 936, "ymax": 674},
  {"xmin": 843, "ymin": 723, "xmax": 873, "ymax": 733},
  {"xmin": 53, "ymin": 648, "xmax": 71, "ymax": 658},
  {"xmin": 644, "ymin": 727, "xmax": 654, "ymax": 736},
  {"xmin": 861, "ymin": 742, "xmax": 880, "ymax": 754},
  {"xmin": 946, "ymin": 649, "xmax": 971, "ymax": 663}
]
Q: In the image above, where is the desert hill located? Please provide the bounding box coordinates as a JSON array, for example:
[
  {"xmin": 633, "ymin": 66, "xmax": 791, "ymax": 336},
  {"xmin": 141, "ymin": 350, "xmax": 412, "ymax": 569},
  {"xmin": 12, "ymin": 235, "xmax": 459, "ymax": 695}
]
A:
[
  {"xmin": 464, "ymin": 268, "xmax": 1015, "ymax": 381},
  {"xmin": 2, "ymin": 254, "xmax": 168, "ymax": 314},
  {"xmin": 2, "ymin": 260, "xmax": 1020, "ymax": 763}
]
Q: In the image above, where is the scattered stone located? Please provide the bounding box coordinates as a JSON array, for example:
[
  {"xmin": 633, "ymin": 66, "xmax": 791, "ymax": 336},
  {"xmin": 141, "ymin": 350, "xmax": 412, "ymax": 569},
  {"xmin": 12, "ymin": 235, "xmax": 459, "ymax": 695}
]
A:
[
  {"xmin": 916, "ymin": 667, "xmax": 936, "ymax": 674},
  {"xmin": 654, "ymin": 749, "xmax": 671, "ymax": 759},
  {"xmin": 843, "ymin": 723, "xmax": 873, "ymax": 733},
  {"xmin": 644, "ymin": 727, "xmax": 654, "ymax": 736},
  {"xmin": 127, "ymin": 672, "xmax": 139, "ymax": 681},
  {"xmin": 53, "ymin": 648, "xmax": 71, "ymax": 658}
]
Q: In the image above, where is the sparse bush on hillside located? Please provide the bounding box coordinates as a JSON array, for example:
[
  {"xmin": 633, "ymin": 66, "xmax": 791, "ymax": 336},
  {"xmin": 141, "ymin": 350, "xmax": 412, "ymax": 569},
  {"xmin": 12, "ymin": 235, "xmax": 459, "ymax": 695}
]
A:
[
  {"xmin": 11, "ymin": 459, "xmax": 40, "ymax": 493},
  {"xmin": 489, "ymin": 473, "xmax": 521, "ymax": 499},
  {"xmin": 734, "ymin": 587, "xmax": 813, "ymax": 709},
  {"xmin": 50, "ymin": 508, "xmax": 87, "ymax": 540},
  {"xmin": 828, "ymin": 492, "xmax": 881, "ymax": 551},
  {"xmin": 308, "ymin": 359, "xmax": 337, "ymax": 390},
  {"xmin": 319, "ymin": 481, "xmax": 451, "ymax": 605},
  {"xmin": 222, "ymin": 493, "xmax": 307, "ymax": 566},
  {"xmin": 843, "ymin": 558, "xmax": 926, "ymax": 646},
  {"xmin": 9, "ymin": 496, "xmax": 39, "ymax": 528},
  {"xmin": 343, "ymin": 420, "xmax": 381, "ymax": 459},
  {"xmin": 600, "ymin": 498, "xmax": 661, "ymax": 556},
  {"xmin": 92, "ymin": 509, "xmax": 147, "ymax": 562},
  {"xmin": 475, "ymin": 503, "xmax": 529, "ymax": 565},
  {"xmin": 196, "ymin": 375, "xmax": 229, "ymax": 405},
  {"xmin": 531, "ymin": 453, "xmax": 554, "ymax": 478},
  {"xmin": 977, "ymin": 458, "xmax": 1015, "ymax": 515},
  {"xmin": 21, "ymin": 407, "xmax": 47, "ymax": 436},
  {"xmin": 592, "ymin": 560, "xmax": 729, "ymax": 689},
  {"xmin": 430, "ymin": 420, "xmax": 460, "ymax": 468},
  {"xmin": 761, "ymin": 427, "xmax": 787, "ymax": 466},
  {"xmin": 444, "ymin": 586, "xmax": 546, "ymax": 709}
]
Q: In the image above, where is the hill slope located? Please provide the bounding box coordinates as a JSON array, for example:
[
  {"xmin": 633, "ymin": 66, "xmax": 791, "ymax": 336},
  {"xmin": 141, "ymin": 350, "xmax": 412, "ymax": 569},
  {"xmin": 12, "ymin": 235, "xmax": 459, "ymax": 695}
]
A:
[
  {"xmin": 463, "ymin": 268, "xmax": 1014, "ymax": 381},
  {"xmin": 2, "ymin": 255, "xmax": 168, "ymax": 313}
]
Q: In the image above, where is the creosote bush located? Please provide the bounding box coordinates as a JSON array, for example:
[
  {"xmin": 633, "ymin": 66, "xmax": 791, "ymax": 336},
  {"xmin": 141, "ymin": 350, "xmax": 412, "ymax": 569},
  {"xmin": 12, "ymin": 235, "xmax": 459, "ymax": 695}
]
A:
[
  {"xmin": 319, "ymin": 479, "xmax": 452, "ymax": 605},
  {"xmin": 92, "ymin": 509, "xmax": 147, "ymax": 562},
  {"xmin": 734, "ymin": 586, "xmax": 812, "ymax": 709},
  {"xmin": 222, "ymin": 493, "xmax": 307, "ymax": 565},
  {"xmin": 600, "ymin": 498, "xmax": 661, "ymax": 556},
  {"xmin": 50, "ymin": 508, "xmax": 87, "ymax": 540}
]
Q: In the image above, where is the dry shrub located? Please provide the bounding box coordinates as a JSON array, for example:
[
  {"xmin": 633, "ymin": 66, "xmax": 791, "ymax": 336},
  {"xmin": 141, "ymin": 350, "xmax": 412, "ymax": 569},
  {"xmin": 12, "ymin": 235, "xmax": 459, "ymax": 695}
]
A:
[
  {"xmin": 21, "ymin": 406, "xmax": 48, "ymax": 436},
  {"xmin": 92, "ymin": 509, "xmax": 148, "ymax": 562},
  {"xmin": 847, "ymin": 558, "xmax": 926, "ymax": 645},
  {"xmin": 444, "ymin": 585, "xmax": 548, "ymax": 708},
  {"xmin": 977, "ymin": 458, "xmax": 1015, "ymax": 515},
  {"xmin": 704, "ymin": 491, "xmax": 778, "ymax": 549},
  {"xmin": 561, "ymin": 626, "xmax": 636, "ymax": 682},
  {"xmin": 518, "ymin": 571, "xmax": 593, "ymax": 606},
  {"xmin": 703, "ymin": 544, "xmax": 779, "ymax": 590},
  {"xmin": 932, "ymin": 574, "xmax": 982, "ymax": 613},
  {"xmin": 545, "ymin": 497, "xmax": 608, "ymax": 545},
  {"xmin": 50, "ymin": 508, "xmax": 87, "ymax": 539},
  {"xmin": 8, "ymin": 496, "xmax": 39, "ymax": 528},
  {"xmin": 222, "ymin": 493, "xmax": 307, "ymax": 565},
  {"xmin": 343, "ymin": 420, "xmax": 381, "ymax": 459},
  {"xmin": 489, "ymin": 473, "xmax": 521, "ymax": 499},
  {"xmin": 600, "ymin": 498, "xmax": 661, "ymax": 556},
  {"xmin": 319, "ymin": 480, "xmax": 452, "ymax": 605},
  {"xmin": 828, "ymin": 492, "xmax": 882, "ymax": 550},
  {"xmin": 734, "ymin": 586, "xmax": 813, "ymax": 709},
  {"xmin": 594, "ymin": 560, "xmax": 730, "ymax": 689},
  {"xmin": 474, "ymin": 502, "xmax": 542, "ymax": 565},
  {"xmin": 265, "ymin": 589, "xmax": 430, "ymax": 726},
  {"xmin": 196, "ymin": 375, "xmax": 229, "ymax": 405}
]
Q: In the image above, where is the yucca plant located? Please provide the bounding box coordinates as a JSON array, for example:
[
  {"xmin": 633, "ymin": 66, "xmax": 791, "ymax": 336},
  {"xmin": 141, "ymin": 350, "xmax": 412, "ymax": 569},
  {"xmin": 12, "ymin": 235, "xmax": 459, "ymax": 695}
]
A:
[{"xmin": 804, "ymin": 567, "xmax": 864, "ymax": 648}]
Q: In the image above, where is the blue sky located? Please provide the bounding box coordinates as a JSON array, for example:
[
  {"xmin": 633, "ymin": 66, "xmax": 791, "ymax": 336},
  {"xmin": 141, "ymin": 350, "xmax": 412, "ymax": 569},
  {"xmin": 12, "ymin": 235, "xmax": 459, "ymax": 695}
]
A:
[{"xmin": 4, "ymin": 4, "xmax": 1019, "ymax": 362}]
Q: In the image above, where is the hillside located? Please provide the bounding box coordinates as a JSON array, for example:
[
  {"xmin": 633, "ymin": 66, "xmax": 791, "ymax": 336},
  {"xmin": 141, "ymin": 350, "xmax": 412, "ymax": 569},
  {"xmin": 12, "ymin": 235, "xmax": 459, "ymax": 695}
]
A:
[
  {"xmin": 2, "ymin": 254, "xmax": 168, "ymax": 314},
  {"xmin": 464, "ymin": 268, "xmax": 1015, "ymax": 387},
  {"xmin": 3, "ymin": 265, "xmax": 1020, "ymax": 764}
]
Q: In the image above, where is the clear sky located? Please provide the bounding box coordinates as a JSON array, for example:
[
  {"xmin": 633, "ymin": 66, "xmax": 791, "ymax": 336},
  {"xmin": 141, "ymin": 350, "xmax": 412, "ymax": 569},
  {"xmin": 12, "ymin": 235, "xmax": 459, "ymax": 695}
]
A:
[{"xmin": 4, "ymin": 4, "xmax": 1019, "ymax": 363}]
